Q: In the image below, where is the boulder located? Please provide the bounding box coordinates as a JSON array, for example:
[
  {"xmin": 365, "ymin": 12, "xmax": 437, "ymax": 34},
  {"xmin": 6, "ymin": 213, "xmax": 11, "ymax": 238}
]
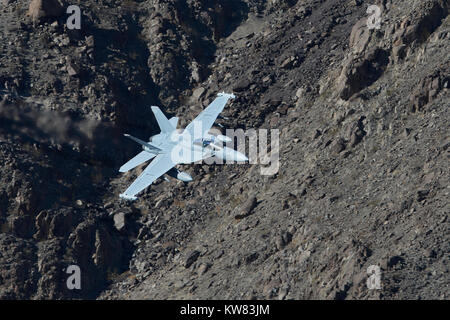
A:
[
  {"xmin": 113, "ymin": 212, "xmax": 126, "ymax": 232},
  {"xmin": 185, "ymin": 250, "xmax": 200, "ymax": 268},
  {"xmin": 28, "ymin": 0, "xmax": 64, "ymax": 23},
  {"xmin": 337, "ymin": 48, "xmax": 390, "ymax": 100},
  {"xmin": 235, "ymin": 196, "xmax": 257, "ymax": 219},
  {"xmin": 349, "ymin": 17, "xmax": 371, "ymax": 54}
]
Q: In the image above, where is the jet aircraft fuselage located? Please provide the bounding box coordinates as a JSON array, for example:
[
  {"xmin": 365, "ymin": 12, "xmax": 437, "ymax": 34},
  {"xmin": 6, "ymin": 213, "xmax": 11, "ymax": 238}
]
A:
[{"xmin": 119, "ymin": 92, "xmax": 247, "ymax": 201}]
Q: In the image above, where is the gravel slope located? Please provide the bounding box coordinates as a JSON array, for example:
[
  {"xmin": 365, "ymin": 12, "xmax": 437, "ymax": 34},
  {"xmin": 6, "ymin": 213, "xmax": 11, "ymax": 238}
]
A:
[{"xmin": 0, "ymin": 0, "xmax": 448, "ymax": 299}]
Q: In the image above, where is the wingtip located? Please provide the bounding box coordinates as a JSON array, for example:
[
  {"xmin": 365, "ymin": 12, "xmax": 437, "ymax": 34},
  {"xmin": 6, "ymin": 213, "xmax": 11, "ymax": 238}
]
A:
[
  {"xmin": 218, "ymin": 92, "xmax": 236, "ymax": 99},
  {"xmin": 119, "ymin": 193, "xmax": 137, "ymax": 201}
]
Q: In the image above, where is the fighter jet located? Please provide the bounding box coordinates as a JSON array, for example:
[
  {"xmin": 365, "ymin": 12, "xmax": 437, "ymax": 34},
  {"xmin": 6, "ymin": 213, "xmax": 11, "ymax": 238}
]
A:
[{"xmin": 119, "ymin": 92, "xmax": 248, "ymax": 201}]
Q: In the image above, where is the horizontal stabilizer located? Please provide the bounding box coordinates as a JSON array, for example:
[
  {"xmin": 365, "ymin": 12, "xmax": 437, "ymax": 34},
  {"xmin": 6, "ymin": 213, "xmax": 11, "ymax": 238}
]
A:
[
  {"xmin": 119, "ymin": 150, "xmax": 156, "ymax": 173},
  {"xmin": 124, "ymin": 134, "xmax": 161, "ymax": 153}
]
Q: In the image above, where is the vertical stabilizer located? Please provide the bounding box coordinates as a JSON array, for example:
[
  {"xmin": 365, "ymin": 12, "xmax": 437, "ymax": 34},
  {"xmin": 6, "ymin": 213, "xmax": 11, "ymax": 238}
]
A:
[
  {"xmin": 169, "ymin": 117, "xmax": 179, "ymax": 129},
  {"xmin": 151, "ymin": 106, "xmax": 175, "ymax": 133}
]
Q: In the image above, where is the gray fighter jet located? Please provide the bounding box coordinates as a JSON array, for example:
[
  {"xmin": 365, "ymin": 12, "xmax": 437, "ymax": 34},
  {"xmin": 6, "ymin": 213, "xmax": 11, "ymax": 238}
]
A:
[{"xmin": 119, "ymin": 92, "xmax": 248, "ymax": 200}]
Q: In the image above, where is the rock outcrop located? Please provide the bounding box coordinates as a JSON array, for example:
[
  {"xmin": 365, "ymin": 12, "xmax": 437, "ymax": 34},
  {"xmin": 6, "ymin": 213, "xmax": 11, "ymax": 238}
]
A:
[
  {"xmin": 0, "ymin": 0, "xmax": 448, "ymax": 300},
  {"xmin": 27, "ymin": 0, "xmax": 64, "ymax": 23}
]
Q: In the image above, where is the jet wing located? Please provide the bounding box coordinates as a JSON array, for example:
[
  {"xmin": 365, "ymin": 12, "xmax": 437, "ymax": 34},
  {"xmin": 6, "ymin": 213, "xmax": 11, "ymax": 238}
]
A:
[
  {"xmin": 119, "ymin": 151, "xmax": 157, "ymax": 173},
  {"xmin": 120, "ymin": 153, "xmax": 176, "ymax": 199},
  {"xmin": 185, "ymin": 92, "xmax": 235, "ymax": 139}
]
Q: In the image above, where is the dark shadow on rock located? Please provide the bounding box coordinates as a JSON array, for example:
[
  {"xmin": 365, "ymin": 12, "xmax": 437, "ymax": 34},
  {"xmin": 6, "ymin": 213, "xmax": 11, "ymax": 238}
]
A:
[{"xmin": 85, "ymin": 11, "xmax": 161, "ymax": 131}]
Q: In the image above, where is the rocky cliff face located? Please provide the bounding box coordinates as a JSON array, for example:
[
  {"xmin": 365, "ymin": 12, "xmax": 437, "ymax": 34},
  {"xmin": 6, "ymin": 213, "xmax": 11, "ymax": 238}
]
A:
[{"xmin": 0, "ymin": 0, "xmax": 448, "ymax": 299}]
